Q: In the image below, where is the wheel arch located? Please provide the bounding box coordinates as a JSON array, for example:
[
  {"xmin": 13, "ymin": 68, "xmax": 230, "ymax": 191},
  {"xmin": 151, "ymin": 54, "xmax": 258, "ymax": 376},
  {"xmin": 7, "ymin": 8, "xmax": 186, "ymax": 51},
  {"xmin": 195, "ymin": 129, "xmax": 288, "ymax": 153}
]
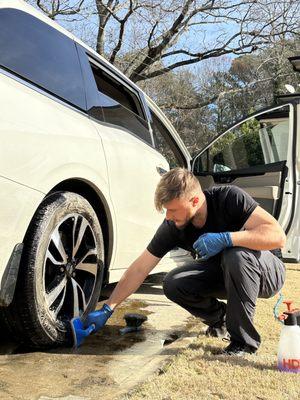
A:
[{"xmin": 39, "ymin": 179, "xmax": 115, "ymax": 286}]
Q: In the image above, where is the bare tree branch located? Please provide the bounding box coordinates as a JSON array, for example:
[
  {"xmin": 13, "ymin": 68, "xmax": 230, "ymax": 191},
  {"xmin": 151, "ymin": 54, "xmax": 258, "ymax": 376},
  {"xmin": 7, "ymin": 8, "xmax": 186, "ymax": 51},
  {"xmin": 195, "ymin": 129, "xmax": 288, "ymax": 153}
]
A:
[
  {"xmin": 127, "ymin": 0, "xmax": 300, "ymax": 82},
  {"xmin": 109, "ymin": 0, "xmax": 135, "ymax": 63},
  {"xmin": 159, "ymin": 73, "xmax": 292, "ymax": 110},
  {"xmin": 136, "ymin": 40, "xmax": 265, "ymax": 81},
  {"xmin": 34, "ymin": 0, "xmax": 85, "ymax": 19},
  {"xmin": 129, "ymin": 0, "xmax": 196, "ymax": 81},
  {"xmin": 96, "ymin": 0, "xmax": 115, "ymax": 54}
]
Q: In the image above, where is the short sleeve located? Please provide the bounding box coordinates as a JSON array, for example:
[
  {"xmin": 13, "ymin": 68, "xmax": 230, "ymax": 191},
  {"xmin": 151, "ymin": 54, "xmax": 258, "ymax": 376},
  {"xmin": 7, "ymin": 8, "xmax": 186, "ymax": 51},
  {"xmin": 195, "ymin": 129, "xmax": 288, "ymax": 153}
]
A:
[
  {"xmin": 147, "ymin": 220, "xmax": 178, "ymax": 258},
  {"xmin": 224, "ymin": 186, "xmax": 258, "ymax": 229}
]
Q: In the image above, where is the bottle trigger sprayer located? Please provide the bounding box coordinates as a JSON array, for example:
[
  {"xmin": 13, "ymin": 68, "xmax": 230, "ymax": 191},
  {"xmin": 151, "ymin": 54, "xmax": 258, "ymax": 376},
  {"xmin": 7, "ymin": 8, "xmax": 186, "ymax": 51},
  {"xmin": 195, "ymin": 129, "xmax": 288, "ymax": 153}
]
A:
[{"xmin": 273, "ymin": 293, "xmax": 300, "ymax": 373}]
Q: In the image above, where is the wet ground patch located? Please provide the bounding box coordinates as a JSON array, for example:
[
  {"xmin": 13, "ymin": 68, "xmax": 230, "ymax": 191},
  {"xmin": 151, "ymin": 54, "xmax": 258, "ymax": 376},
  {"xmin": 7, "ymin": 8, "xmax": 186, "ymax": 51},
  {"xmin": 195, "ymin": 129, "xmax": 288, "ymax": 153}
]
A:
[{"xmin": 0, "ymin": 276, "xmax": 194, "ymax": 400}]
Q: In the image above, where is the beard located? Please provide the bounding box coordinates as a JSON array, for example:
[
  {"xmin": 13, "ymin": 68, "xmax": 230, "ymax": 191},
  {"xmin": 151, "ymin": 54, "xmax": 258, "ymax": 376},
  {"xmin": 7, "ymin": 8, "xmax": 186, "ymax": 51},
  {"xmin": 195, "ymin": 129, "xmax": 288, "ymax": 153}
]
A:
[{"xmin": 175, "ymin": 215, "xmax": 194, "ymax": 230}]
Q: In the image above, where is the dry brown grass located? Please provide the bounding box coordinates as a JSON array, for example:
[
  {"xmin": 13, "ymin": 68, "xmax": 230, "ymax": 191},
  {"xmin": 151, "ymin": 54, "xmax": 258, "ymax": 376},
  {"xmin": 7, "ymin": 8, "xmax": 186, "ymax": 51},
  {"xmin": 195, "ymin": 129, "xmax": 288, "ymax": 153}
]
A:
[{"xmin": 123, "ymin": 264, "xmax": 300, "ymax": 400}]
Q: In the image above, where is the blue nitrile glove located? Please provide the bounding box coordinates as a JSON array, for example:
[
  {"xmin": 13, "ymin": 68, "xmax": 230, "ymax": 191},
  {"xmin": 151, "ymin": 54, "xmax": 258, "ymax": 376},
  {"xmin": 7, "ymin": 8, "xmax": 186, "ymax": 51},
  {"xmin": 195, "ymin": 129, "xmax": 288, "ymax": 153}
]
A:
[
  {"xmin": 193, "ymin": 232, "xmax": 233, "ymax": 261},
  {"xmin": 84, "ymin": 303, "xmax": 113, "ymax": 333}
]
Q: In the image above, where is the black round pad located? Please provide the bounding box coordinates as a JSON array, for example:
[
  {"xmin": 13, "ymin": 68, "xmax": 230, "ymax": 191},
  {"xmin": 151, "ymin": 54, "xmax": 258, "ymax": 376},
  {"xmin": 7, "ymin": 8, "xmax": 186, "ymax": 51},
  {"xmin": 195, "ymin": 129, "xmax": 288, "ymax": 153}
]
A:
[{"xmin": 124, "ymin": 313, "xmax": 148, "ymax": 328}]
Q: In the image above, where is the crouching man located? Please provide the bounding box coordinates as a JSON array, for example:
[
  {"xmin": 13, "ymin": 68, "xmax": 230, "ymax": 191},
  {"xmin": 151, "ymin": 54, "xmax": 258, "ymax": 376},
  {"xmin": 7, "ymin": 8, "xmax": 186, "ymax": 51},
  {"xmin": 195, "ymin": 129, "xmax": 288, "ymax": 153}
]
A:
[{"xmin": 85, "ymin": 168, "xmax": 286, "ymax": 356}]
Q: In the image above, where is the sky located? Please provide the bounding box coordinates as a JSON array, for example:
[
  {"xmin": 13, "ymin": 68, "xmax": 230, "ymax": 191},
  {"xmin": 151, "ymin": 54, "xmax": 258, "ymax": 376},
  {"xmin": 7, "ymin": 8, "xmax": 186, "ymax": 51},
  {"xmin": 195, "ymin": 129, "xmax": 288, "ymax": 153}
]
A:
[{"xmin": 25, "ymin": 0, "xmax": 299, "ymax": 82}]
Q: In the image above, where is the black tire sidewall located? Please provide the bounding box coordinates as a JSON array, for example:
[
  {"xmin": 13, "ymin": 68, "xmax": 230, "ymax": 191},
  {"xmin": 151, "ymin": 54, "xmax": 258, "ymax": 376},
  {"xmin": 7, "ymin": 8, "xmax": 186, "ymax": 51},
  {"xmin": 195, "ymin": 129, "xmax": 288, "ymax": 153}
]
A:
[{"xmin": 15, "ymin": 191, "xmax": 104, "ymax": 347}]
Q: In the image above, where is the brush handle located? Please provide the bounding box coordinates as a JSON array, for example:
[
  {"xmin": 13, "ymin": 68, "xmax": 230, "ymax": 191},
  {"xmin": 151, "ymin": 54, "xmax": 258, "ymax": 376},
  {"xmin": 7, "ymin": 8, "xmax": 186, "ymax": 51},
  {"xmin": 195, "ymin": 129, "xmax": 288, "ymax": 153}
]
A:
[
  {"xmin": 119, "ymin": 326, "xmax": 141, "ymax": 335},
  {"xmin": 85, "ymin": 304, "xmax": 113, "ymax": 332}
]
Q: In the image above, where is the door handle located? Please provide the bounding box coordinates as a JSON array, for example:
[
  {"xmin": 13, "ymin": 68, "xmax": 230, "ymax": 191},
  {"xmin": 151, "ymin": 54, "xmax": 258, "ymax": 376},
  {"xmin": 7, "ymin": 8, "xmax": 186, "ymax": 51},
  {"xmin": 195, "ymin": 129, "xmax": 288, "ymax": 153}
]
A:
[{"xmin": 156, "ymin": 166, "xmax": 167, "ymax": 176}]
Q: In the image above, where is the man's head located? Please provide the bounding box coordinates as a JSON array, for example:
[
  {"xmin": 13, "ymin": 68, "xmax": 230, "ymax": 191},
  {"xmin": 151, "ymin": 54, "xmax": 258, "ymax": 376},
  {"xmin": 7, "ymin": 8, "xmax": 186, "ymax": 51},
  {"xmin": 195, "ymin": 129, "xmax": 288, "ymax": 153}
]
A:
[{"xmin": 155, "ymin": 168, "xmax": 205, "ymax": 229}]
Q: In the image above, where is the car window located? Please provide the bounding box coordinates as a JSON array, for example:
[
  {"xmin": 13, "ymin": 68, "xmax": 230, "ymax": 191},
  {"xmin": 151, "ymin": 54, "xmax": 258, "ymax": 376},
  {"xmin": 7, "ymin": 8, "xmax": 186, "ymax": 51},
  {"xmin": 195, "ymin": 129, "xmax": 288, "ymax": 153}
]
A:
[
  {"xmin": 95, "ymin": 69, "xmax": 141, "ymax": 116},
  {"xmin": 89, "ymin": 62, "xmax": 152, "ymax": 145},
  {"xmin": 194, "ymin": 105, "xmax": 290, "ymax": 173},
  {"xmin": 0, "ymin": 8, "xmax": 85, "ymax": 110},
  {"xmin": 150, "ymin": 111, "xmax": 184, "ymax": 168}
]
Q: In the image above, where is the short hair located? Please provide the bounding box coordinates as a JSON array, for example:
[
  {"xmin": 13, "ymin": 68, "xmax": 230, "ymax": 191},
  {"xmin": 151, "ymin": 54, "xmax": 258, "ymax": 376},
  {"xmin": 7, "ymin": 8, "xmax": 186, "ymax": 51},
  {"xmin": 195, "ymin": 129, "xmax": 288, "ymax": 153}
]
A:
[{"xmin": 154, "ymin": 168, "xmax": 201, "ymax": 212}]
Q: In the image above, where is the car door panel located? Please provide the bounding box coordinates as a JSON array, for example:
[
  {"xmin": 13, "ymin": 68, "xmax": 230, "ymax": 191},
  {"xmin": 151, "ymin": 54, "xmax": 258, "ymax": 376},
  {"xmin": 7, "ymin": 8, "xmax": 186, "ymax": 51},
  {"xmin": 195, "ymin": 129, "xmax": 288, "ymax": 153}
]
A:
[
  {"xmin": 197, "ymin": 175, "xmax": 281, "ymax": 215},
  {"xmin": 192, "ymin": 104, "xmax": 296, "ymax": 258},
  {"xmin": 196, "ymin": 161, "xmax": 287, "ymax": 215},
  {"xmin": 91, "ymin": 120, "xmax": 168, "ymax": 270}
]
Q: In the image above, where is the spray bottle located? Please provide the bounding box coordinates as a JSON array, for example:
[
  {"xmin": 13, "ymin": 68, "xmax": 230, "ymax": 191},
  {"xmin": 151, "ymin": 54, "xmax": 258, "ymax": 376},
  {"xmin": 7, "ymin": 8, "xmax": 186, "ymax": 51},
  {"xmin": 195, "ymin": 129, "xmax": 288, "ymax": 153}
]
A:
[{"xmin": 274, "ymin": 294, "xmax": 300, "ymax": 373}]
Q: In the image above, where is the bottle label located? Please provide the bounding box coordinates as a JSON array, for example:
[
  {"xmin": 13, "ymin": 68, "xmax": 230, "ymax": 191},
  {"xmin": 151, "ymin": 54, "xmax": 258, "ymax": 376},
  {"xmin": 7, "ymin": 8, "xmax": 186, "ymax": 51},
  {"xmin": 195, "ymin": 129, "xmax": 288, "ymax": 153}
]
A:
[{"xmin": 278, "ymin": 358, "xmax": 300, "ymax": 373}]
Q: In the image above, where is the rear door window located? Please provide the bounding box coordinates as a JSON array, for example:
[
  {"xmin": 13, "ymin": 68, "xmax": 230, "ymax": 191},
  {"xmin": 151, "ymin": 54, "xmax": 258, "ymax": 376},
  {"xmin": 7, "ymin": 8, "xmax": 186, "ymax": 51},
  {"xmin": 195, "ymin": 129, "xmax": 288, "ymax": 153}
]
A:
[
  {"xmin": 0, "ymin": 8, "xmax": 85, "ymax": 109},
  {"xmin": 150, "ymin": 111, "xmax": 186, "ymax": 168},
  {"xmin": 89, "ymin": 61, "xmax": 152, "ymax": 145}
]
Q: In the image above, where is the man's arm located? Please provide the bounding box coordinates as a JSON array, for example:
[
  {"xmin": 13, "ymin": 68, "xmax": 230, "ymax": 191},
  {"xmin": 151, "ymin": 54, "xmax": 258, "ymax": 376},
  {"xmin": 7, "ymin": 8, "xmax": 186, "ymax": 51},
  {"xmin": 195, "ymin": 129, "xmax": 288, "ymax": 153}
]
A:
[
  {"xmin": 230, "ymin": 205, "xmax": 286, "ymax": 250},
  {"xmin": 105, "ymin": 249, "xmax": 161, "ymax": 310}
]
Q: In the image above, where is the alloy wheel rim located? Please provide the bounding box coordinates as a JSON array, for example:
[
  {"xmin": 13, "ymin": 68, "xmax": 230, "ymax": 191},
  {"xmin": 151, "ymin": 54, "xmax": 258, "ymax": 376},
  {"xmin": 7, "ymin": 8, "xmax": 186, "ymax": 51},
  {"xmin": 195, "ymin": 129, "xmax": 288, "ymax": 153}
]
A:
[{"xmin": 42, "ymin": 213, "xmax": 99, "ymax": 326}]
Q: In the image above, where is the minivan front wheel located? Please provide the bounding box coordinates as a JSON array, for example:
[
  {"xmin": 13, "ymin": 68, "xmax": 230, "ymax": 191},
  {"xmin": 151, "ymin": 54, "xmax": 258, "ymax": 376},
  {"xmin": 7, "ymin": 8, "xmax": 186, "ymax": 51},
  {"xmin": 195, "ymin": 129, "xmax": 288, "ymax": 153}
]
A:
[{"xmin": 3, "ymin": 191, "xmax": 104, "ymax": 348}]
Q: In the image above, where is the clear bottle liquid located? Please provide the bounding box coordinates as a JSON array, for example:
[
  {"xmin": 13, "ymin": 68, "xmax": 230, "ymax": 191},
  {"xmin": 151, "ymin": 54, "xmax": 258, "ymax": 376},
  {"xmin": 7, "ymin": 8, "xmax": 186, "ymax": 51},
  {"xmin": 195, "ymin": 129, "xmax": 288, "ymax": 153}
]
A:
[{"xmin": 277, "ymin": 306, "xmax": 300, "ymax": 373}]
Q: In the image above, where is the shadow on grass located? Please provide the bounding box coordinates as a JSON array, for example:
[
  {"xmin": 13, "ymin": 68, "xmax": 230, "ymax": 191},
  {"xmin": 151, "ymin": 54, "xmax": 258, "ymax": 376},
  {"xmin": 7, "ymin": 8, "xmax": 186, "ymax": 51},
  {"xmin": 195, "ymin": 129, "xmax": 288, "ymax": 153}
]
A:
[{"xmin": 188, "ymin": 342, "xmax": 277, "ymax": 372}]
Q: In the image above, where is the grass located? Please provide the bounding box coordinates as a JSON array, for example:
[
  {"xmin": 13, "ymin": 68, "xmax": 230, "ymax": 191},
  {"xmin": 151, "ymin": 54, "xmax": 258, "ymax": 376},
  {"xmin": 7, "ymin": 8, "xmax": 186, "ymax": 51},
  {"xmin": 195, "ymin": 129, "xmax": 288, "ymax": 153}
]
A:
[{"xmin": 122, "ymin": 264, "xmax": 300, "ymax": 400}]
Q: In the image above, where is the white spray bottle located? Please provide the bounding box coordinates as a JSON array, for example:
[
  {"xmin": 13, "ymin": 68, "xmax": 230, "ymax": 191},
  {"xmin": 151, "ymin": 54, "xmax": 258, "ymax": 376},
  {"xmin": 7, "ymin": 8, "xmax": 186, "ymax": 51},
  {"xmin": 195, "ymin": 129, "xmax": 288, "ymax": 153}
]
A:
[{"xmin": 274, "ymin": 297, "xmax": 300, "ymax": 373}]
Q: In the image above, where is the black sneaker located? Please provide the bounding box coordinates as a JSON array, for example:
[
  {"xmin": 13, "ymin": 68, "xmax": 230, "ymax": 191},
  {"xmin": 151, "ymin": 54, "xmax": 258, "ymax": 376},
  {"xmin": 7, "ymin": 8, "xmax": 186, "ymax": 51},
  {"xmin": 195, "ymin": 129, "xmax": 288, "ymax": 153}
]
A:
[{"xmin": 221, "ymin": 340, "xmax": 257, "ymax": 356}]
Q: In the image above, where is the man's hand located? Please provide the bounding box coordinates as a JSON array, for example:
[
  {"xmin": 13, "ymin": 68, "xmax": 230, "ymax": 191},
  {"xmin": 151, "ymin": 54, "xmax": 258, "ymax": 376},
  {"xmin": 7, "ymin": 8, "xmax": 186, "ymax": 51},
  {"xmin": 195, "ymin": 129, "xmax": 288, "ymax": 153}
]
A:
[
  {"xmin": 84, "ymin": 303, "xmax": 113, "ymax": 332},
  {"xmin": 193, "ymin": 232, "xmax": 233, "ymax": 260}
]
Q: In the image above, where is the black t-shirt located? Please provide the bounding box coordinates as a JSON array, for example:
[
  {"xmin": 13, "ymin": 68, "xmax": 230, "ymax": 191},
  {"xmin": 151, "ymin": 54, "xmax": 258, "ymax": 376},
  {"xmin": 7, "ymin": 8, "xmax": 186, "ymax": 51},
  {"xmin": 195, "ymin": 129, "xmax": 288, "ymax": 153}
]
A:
[{"xmin": 147, "ymin": 185, "xmax": 258, "ymax": 259}]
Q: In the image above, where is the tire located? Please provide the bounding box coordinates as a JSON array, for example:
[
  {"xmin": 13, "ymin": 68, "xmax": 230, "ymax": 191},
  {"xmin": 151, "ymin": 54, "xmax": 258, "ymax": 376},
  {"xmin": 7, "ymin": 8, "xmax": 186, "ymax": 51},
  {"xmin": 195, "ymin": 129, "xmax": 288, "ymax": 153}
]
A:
[{"xmin": 1, "ymin": 191, "xmax": 104, "ymax": 348}]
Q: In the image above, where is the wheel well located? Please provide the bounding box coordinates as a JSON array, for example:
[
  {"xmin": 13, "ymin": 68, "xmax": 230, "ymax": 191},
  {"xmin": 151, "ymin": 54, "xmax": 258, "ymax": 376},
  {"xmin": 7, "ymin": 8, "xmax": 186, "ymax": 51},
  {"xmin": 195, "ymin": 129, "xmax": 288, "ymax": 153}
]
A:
[{"xmin": 48, "ymin": 179, "xmax": 113, "ymax": 285}]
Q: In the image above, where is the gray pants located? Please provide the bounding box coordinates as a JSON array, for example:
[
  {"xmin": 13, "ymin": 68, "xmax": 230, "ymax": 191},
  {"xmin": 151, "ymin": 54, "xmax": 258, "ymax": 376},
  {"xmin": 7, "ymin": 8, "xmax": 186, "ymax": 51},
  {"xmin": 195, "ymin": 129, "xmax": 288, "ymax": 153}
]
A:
[{"xmin": 163, "ymin": 247, "xmax": 285, "ymax": 349}]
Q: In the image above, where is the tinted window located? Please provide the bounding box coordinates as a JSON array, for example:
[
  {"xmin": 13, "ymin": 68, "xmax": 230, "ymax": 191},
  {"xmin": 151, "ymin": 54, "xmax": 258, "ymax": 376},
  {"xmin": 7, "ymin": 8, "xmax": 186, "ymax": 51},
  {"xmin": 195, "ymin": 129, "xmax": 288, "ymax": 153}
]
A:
[
  {"xmin": 151, "ymin": 111, "xmax": 184, "ymax": 168},
  {"xmin": 195, "ymin": 106, "xmax": 290, "ymax": 173},
  {"xmin": 90, "ymin": 63, "xmax": 152, "ymax": 144},
  {"xmin": 0, "ymin": 8, "xmax": 85, "ymax": 109},
  {"xmin": 76, "ymin": 46, "xmax": 105, "ymax": 120},
  {"xmin": 97, "ymin": 69, "xmax": 140, "ymax": 115}
]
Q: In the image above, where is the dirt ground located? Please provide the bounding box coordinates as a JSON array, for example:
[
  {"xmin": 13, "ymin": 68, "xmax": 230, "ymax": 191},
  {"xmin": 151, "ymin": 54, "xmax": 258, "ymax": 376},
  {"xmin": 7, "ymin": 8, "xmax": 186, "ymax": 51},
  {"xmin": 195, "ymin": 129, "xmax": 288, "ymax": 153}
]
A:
[
  {"xmin": 0, "ymin": 272, "xmax": 195, "ymax": 400},
  {"xmin": 0, "ymin": 264, "xmax": 299, "ymax": 400}
]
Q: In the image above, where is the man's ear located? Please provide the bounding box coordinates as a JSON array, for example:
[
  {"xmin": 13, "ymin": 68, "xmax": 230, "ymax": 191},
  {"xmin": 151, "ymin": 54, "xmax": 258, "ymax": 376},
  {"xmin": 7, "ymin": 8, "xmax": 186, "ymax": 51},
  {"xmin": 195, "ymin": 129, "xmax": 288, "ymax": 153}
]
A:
[{"xmin": 192, "ymin": 196, "xmax": 199, "ymax": 206}]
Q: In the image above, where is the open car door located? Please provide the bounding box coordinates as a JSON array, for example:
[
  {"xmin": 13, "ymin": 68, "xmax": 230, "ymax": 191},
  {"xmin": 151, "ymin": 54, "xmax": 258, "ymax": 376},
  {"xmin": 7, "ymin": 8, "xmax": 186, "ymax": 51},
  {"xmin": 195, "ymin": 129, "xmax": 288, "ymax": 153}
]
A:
[{"xmin": 192, "ymin": 103, "xmax": 300, "ymax": 262}]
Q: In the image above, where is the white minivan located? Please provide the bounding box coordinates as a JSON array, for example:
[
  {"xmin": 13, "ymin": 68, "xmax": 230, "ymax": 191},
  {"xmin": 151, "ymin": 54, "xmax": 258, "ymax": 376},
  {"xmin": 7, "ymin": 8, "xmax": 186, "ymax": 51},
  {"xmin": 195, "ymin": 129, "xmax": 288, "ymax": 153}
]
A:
[{"xmin": 0, "ymin": 0, "xmax": 299, "ymax": 348}]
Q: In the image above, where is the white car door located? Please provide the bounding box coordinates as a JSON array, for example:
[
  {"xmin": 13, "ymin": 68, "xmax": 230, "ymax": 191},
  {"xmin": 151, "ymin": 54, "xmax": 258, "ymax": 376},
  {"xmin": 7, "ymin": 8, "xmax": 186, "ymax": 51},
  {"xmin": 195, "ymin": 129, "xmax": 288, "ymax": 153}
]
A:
[
  {"xmin": 76, "ymin": 45, "xmax": 192, "ymax": 274},
  {"xmin": 94, "ymin": 122, "xmax": 169, "ymax": 270},
  {"xmin": 192, "ymin": 102, "xmax": 299, "ymax": 262},
  {"xmin": 79, "ymin": 54, "xmax": 170, "ymax": 271},
  {"xmin": 145, "ymin": 100, "xmax": 194, "ymax": 270}
]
